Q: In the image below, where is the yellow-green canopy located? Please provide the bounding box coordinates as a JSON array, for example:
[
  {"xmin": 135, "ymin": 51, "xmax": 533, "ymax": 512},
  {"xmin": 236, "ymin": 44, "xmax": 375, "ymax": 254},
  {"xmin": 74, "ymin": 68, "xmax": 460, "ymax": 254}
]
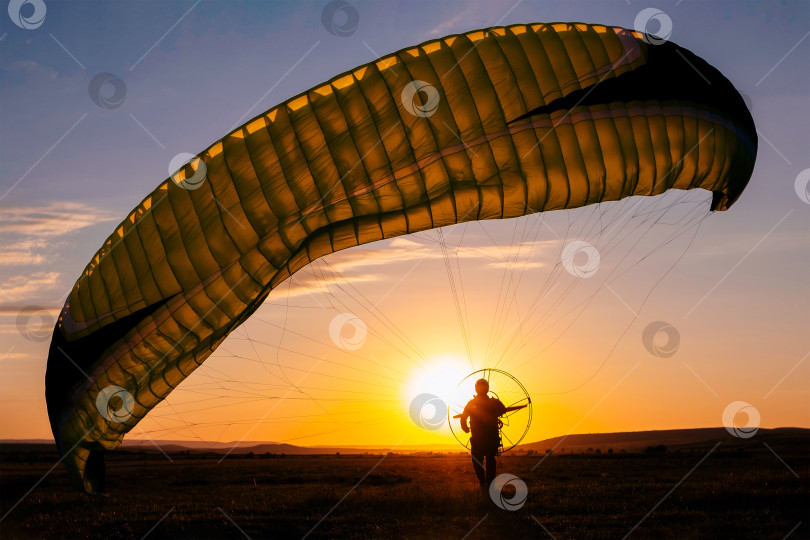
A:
[{"xmin": 45, "ymin": 22, "xmax": 756, "ymax": 493}]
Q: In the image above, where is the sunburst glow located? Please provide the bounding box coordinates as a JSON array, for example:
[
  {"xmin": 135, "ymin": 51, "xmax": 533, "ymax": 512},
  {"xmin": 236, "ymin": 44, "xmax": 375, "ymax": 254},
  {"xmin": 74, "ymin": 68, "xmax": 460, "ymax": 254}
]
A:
[{"xmin": 405, "ymin": 356, "xmax": 472, "ymax": 417}]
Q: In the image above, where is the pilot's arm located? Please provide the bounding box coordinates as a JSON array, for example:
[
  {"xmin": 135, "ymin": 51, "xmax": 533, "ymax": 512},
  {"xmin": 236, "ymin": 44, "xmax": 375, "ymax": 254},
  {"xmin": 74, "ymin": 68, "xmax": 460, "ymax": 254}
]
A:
[
  {"xmin": 493, "ymin": 399, "xmax": 507, "ymax": 417},
  {"xmin": 460, "ymin": 402, "xmax": 471, "ymax": 433}
]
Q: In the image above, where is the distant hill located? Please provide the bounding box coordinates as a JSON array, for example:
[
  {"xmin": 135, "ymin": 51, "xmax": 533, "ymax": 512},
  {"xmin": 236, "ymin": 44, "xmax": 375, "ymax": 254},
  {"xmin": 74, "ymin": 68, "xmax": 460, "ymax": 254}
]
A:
[
  {"xmin": 0, "ymin": 439, "xmax": 462, "ymax": 456},
  {"xmin": 3, "ymin": 428, "xmax": 808, "ymax": 456},
  {"xmin": 515, "ymin": 427, "xmax": 810, "ymax": 454}
]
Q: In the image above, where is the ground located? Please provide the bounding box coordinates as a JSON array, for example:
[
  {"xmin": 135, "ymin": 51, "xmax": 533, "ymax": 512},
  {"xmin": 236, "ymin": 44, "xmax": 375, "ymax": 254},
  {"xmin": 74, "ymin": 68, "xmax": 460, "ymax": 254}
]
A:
[{"xmin": 1, "ymin": 443, "xmax": 808, "ymax": 539}]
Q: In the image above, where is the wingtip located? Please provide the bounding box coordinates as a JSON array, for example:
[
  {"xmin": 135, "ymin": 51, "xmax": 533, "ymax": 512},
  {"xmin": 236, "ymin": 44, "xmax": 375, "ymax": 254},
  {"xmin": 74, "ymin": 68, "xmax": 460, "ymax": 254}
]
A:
[
  {"xmin": 711, "ymin": 191, "xmax": 729, "ymax": 211},
  {"xmin": 59, "ymin": 443, "xmax": 108, "ymax": 495}
]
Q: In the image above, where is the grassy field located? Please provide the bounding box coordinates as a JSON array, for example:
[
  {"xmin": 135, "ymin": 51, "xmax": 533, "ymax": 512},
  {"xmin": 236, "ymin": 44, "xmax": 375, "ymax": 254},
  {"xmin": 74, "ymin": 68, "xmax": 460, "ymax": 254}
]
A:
[{"xmin": 1, "ymin": 442, "xmax": 808, "ymax": 539}]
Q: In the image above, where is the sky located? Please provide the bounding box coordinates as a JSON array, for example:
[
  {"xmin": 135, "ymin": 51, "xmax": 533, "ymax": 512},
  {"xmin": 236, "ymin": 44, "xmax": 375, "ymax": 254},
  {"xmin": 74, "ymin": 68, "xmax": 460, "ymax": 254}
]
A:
[{"xmin": 0, "ymin": 0, "xmax": 808, "ymax": 450}]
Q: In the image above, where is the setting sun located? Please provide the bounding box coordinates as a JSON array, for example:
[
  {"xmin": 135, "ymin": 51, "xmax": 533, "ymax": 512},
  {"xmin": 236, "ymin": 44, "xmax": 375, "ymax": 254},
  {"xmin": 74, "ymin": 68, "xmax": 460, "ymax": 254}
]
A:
[{"xmin": 405, "ymin": 355, "xmax": 472, "ymax": 406}]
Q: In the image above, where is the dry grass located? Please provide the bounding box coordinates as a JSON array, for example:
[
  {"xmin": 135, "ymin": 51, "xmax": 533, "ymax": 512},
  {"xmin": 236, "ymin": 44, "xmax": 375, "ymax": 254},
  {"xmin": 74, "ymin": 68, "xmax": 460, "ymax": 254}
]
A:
[{"xmin": 1, "ymin": 445, "xmax": 808, "ymax": 539}]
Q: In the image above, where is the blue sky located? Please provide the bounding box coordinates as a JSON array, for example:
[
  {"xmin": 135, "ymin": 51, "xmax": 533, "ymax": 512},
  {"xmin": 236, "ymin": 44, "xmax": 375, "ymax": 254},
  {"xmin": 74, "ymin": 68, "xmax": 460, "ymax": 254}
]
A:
[{"xmin": 1, "ymin": 0, "xmax": 808, "ymax": 444}]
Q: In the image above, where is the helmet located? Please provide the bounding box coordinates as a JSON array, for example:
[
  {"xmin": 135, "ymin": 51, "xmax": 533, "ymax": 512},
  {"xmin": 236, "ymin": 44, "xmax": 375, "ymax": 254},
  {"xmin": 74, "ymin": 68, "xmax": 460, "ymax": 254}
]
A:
[{"xmin": 474, "ymin": 378, "xmax": 489, "ymax": 394}]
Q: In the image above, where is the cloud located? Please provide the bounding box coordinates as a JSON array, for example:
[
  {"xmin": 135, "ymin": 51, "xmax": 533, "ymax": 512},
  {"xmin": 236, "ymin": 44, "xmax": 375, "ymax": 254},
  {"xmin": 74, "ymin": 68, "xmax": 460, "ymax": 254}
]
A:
[
  {"xmin": 0, "ymin": 272, "xmax": 61, "ymax": 303},
  {"xmin": 271, "ymin": 236, "xmax": 553, "ymax": 299},
  {"xmin": 0, "ymin": 239, "xmax": 47, "ymax": 266},
  {"xmin": 427, "ymin": 10, "xmax": 469, "ymax": 37},
  {"xmin": 0, "ymin": 59, "xmax": 59, "ymax": 88},
  {"xmin": 326, "ymin": 236, "xmax": 551, "ymax": 274},
  {"xmin": 278, "ymin": 272, "xmax": 381, "ymax": 299},
  {"xmin": 0, "ymin": 203, "xmax": 115, "ymax": 308},
  {"xmin": 0, "ymin": 202, "xmax": 118, "ymax": 237},
  {"xmin": 0, "ymin": 202, "xmax": 118, "ymax": 267},
  {"xmin": 489, "ymin": 261, "xmax": 546, "ymax": 270},
  {"xmin": 424, "ymin": 0, "xmax": 509, "ymax": 39},
  {"xmin": 0, "ymin": 351, "xmax": 30, "ymax": 361}
]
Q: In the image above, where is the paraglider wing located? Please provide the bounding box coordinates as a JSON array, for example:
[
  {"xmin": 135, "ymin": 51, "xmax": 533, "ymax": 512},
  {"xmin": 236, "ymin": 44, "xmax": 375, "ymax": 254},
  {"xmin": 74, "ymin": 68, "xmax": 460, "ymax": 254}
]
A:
[{"xmin": 45, "ymin": 22, "xmax": 756, "ymax": 492}]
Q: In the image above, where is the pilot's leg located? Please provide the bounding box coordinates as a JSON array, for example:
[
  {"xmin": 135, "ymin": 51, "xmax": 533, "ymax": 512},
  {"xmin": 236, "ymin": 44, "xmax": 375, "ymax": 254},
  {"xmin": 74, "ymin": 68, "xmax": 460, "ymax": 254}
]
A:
[
  {"xmin": 485, "ymin": 453, "xmax": 497, "ymax": 486},
  {"xmin": 470, "ymin": 442, "xmax": 486, "ymax": 487}
]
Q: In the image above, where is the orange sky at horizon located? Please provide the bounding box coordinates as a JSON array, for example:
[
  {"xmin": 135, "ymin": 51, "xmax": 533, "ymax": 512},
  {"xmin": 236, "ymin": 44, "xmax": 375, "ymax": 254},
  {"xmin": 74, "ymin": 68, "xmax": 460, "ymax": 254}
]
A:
[{"xmin": 3, "ymin": 196, "xmax": 807, "ymax": 449}]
